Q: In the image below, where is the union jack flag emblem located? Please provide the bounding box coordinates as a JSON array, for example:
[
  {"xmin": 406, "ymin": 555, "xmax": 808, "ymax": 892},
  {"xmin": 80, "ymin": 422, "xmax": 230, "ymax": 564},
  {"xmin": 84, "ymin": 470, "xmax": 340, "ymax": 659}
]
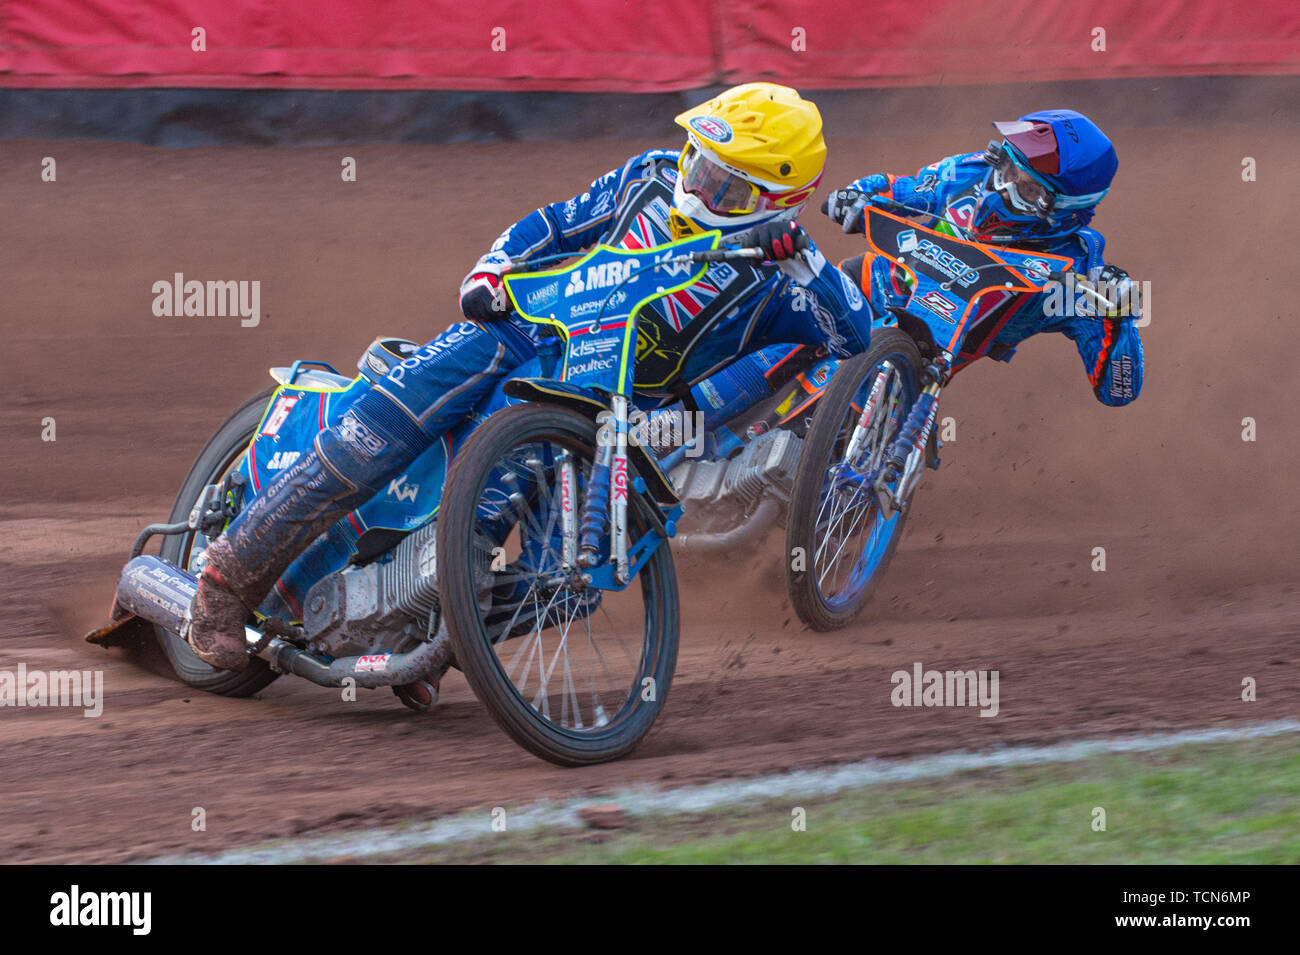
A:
[{"xmin": 617, "ymin": 213, "xmax": 724, "ymax": 332}]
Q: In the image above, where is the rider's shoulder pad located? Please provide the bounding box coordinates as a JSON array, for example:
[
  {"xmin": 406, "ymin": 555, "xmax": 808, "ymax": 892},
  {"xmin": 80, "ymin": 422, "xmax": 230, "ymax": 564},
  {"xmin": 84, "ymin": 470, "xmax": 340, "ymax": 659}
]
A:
[
  {"xmin": 632, "ymin": 148, "xmax": 682, "ymax": 177},
  {"xmin": 916, "ymin": 152, "xmax": 988, "ymax": 190}
]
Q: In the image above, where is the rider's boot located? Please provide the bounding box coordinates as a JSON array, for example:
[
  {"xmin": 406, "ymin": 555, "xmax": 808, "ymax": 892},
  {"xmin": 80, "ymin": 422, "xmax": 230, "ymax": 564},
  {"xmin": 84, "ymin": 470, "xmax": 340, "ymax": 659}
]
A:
[
  {"xmin": 186, "ymin": 394, "xmax": 429, "ymax": 670},
  {"xmin": 186, "ymin": 320, "xmax": 530, "ymax": 670}
]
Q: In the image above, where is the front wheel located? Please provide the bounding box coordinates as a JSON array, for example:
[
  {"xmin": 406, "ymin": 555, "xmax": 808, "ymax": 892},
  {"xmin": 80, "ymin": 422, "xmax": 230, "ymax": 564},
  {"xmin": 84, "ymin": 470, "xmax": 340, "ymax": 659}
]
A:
[
  {"xmin": 436, "ymin": 403, "xmax": 679, "ymax": 766},
  {"xmin": 786, "ymin": 329, "xmax": 922, "ymax": 631}
]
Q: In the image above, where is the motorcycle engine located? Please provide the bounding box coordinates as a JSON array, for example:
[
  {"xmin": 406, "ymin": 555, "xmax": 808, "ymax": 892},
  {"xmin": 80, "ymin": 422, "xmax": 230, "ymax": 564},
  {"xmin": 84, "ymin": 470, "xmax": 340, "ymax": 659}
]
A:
[
  {"xmin": 669, "ymin": 427, "xmax": 803, "ymax": 536},
  {"xmin": 300, "ymin": 519, "xmax": 440, "ymax": 658}
]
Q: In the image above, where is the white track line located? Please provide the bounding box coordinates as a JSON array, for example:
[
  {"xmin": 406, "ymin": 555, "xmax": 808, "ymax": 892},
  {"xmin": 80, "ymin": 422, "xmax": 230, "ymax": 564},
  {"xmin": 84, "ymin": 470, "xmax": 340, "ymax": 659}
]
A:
[{"xmin": 145, "ymin": 719, "xmax": 1300, "ymax": 865}]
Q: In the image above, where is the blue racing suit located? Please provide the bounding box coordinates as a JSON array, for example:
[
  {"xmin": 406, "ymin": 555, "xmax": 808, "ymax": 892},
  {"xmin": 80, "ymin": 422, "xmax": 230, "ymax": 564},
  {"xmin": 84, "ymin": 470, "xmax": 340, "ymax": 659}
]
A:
[{"xmin": 844, "ymin": 153, "xmax": 1143, "ymax": 406}]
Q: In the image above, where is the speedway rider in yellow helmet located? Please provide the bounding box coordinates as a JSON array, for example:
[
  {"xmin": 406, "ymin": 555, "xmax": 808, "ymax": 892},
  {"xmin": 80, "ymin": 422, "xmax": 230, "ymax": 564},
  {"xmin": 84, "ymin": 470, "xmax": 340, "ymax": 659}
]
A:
[
  {"xmin": 185, "ymin": 83, "xmax": 872, "ymax": 672},
  {"xmin": 459, "ymin": 81, "xmax": 869, "ymax": 389}
]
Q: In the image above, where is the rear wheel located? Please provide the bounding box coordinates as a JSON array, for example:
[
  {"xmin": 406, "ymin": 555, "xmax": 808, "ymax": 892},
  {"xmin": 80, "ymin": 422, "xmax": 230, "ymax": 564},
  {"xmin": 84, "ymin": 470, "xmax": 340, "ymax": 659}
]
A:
[
  {"xmin": 437, "ymin": 403, "xmax": 679, "ymax": 766},
  {"xmin": 786, "ymin": 329, "xmax": 922, "ymax": 631},
  {"xmin": 153, "ymin": 390, "xmax": 280, "ymax": 696}
]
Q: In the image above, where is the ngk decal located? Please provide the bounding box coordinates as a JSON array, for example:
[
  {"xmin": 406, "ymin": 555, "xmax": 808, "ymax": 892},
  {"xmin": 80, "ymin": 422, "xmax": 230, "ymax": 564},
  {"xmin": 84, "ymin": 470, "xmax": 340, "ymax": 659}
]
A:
[
  {"xmin": 561, "ymin": 467, "xmax": 573, "ymax": 513},
  {"xmin": 612, "ymin": 456, "xmax": 629, "ymax": 501},
  {"xmin": 259, "ymin": 395, "xmax": 300, "ymax": 436},
  {"xmin": 916, "ymin": 400, "xmax": 939, "ymax": 449},
  {"xmin": 355, "ymin": 654, "xmax": 390, "ymax": 673}
]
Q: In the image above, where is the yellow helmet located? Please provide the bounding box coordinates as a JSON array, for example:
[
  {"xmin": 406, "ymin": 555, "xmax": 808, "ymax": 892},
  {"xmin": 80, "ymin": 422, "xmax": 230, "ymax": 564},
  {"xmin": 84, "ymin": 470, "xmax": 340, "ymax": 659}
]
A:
[{"xmin": 669, "ymin": 83, "xmax": 826, "ymax": 239}]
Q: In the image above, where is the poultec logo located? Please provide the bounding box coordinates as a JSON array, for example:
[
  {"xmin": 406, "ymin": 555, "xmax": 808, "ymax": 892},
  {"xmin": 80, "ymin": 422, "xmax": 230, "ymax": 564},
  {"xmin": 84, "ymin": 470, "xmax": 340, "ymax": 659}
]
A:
[{"xmin": 566, "ymin": 335, "xmax": 619, "ymax": 376}]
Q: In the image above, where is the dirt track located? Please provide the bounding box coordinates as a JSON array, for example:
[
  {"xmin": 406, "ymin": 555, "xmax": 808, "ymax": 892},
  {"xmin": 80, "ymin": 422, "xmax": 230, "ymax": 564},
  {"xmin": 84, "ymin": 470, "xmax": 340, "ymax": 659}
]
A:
[{"xmin": 1, "ymin": 85, "xmax": 1297, "ymax": 862}]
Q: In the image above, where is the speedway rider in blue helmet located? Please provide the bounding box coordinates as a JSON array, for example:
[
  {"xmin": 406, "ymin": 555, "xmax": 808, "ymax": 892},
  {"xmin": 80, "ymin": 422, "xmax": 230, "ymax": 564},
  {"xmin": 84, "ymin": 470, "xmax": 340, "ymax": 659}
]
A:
[
  {"xmin": 185, "ymin": 82, "xmax": 871, "ymax": 671},
  {"xmin": 825, "ymin": 109, "xmax": 1143, "ymax": 406}
]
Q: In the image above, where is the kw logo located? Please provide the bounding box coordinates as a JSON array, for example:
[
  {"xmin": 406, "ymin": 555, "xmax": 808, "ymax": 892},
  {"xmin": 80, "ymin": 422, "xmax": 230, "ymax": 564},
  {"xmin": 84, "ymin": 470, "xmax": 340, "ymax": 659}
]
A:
[
  {"xmin": 266, "ymin": 451, "xmax": 301, "ymax": 470},
  {"xmin": 387, "ymin": 474, "xmax": 420, "ymax": 503},
  {"xmin": 653, "ymin": 252, "xmax": 692, "ymax": 278}
]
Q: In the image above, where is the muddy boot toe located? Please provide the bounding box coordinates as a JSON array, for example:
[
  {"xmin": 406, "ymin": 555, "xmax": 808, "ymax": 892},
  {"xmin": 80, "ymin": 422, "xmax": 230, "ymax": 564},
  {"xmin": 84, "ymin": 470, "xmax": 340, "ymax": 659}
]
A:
[{"xmin": 186, "ymin": 566, "xmax": 252, "ymax": 672}]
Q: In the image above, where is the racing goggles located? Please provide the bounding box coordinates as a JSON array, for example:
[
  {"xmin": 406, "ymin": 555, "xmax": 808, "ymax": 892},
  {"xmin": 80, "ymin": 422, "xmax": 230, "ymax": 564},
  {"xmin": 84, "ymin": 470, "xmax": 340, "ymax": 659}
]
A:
[
  {"xmin": 990, "ymin": 149, "xmax": 1056, "ymax": 218},
  {"xmin": 679, "ymin": 141, "xmax": 766, "ymax": 216}
]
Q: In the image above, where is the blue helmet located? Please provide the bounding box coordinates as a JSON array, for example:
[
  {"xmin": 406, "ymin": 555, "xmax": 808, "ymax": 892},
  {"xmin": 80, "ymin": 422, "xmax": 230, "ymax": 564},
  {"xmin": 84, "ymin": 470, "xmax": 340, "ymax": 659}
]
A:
[{"xmin": 971, "ymin": 109, "xmax": 1118, "ymax": 243}]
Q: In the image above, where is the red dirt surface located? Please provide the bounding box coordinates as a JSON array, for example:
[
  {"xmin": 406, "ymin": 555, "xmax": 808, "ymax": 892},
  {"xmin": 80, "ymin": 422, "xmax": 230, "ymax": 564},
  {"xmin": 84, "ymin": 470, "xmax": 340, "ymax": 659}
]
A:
[{"xmin": 1, "ymin": 90, "xmax": 1297, "ymax": 862}]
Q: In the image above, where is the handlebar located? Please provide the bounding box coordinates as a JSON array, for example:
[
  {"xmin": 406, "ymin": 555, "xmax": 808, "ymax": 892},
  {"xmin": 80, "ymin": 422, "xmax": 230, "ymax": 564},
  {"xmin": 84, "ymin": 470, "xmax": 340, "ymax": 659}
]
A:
[
  {"xmin": 1046, "ymin": 270, "xmax": 1124, "ymax": 314},
  {"xmin": 686, "ymin": 247, "xmax": 766, "ymax": 263}
]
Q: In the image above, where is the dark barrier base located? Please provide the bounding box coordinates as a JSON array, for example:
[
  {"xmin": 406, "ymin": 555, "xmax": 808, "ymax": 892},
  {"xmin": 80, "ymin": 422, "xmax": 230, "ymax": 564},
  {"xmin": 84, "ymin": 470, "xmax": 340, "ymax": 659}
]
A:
[{"xmin": 1, "ymin": 77, "xmax": 1296, "ymax": 146}]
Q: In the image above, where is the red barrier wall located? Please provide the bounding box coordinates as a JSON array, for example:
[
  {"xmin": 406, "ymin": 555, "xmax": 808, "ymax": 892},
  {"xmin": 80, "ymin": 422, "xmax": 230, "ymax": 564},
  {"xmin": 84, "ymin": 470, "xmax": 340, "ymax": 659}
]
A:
[{"xmin": 2, "ymin": 0, "xmax": 1297, "ymax": 90}]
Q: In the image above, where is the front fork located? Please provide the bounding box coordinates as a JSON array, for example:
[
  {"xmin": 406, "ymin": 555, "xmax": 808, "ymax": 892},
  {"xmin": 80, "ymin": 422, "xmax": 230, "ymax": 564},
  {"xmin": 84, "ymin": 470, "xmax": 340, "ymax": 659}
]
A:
[
  {"xmin": 874, "ymin": 360, "xmax": 947, "ymax": 520},
  {"xmin": 844, "ymin": 360, "xmax": 896, "ymax": 468},
  {"xmin": 558, "ymin": 449, "xmax": 578, "ymax": 572},
  {"xmin": 577, "ymin": 394, "xmax": 632, "ymax": 585}
]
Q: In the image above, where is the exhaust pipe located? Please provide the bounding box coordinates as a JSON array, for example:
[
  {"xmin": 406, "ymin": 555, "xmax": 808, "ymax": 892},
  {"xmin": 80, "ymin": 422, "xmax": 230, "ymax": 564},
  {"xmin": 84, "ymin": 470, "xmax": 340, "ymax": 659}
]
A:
[
  {"xmin": 109, "ymin": 555, "xmax": 452, "ymax": 688},
  {"xmin": 674, "ymin": 496, "xmax": 780, "ymax": 551}
]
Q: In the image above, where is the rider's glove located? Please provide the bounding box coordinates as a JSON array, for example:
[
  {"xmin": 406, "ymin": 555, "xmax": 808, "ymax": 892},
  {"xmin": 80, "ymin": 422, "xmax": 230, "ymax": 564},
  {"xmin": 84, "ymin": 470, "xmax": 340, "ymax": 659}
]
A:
[
  {"xmin": 1086, "ymin": 264, "xmax": 1139, "ymax": 321},
  {"xmin": 824, "ymin": 174, "xmax": 890, "ymax": 234},
  {"xmin": 751, "ymin": 220, "xmax": 811, "ymax": 261},
  {"xmin": 458, "ymin": 252, "xmax": 513, "ymax": 321}
]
